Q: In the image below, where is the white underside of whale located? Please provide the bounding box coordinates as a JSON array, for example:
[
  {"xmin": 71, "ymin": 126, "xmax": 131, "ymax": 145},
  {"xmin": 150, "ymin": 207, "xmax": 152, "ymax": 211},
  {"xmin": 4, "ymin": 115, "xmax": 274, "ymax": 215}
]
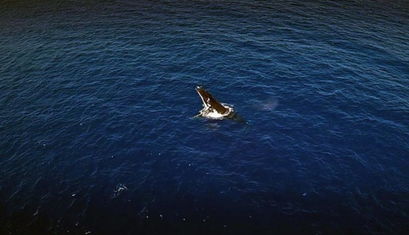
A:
[{"xmin": 199, "ymin": 104, "xmax": 234, "ymax": 120}]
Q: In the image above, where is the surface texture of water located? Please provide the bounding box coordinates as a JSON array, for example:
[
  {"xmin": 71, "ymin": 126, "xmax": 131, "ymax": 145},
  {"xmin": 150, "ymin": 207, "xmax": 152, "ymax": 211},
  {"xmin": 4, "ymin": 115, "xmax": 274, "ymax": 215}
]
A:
[{"xmin": 1, "ymin": 0, "xmax": 409, "ymax": 234}]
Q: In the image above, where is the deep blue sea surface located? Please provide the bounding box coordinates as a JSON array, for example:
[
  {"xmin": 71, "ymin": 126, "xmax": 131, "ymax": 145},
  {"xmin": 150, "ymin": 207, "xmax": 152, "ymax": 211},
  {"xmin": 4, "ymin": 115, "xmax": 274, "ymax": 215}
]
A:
[{"xmin": 1, "ymin": 0, "xmax": 409, "ymax": 234}]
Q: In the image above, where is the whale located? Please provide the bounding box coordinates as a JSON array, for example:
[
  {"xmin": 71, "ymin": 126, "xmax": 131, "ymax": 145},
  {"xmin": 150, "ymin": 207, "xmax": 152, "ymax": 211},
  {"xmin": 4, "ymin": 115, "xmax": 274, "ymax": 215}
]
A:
[{"xmin": 195, "ymin": 86, "xmax": 236, "ymax": 120}]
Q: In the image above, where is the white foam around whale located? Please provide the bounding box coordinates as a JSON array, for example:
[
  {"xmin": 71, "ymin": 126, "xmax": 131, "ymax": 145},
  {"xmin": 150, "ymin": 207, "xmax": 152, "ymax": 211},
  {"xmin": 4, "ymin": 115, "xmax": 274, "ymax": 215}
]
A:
[{"xmin": 199, "ymin": 104, "xmax": 234, "ymax": 120}]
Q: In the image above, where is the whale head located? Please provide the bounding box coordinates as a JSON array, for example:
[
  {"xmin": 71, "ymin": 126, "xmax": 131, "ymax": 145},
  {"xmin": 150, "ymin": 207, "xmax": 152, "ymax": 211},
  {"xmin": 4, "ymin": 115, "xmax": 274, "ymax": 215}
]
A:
[{"xmin": 195, "ymin": 86, "xmax": 229, "ymax": 115}]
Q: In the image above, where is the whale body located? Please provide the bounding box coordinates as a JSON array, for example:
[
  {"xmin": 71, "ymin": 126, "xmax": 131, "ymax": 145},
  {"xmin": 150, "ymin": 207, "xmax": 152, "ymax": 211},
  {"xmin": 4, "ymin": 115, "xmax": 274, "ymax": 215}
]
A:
[{"xmin": 195, "ymin": 86, "xmax": 235, "ymax": 120}]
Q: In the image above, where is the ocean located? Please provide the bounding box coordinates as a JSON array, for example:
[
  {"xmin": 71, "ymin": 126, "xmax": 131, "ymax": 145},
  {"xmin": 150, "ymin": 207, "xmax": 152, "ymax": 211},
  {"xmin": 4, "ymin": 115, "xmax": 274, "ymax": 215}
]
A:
[{"xmin": 1, "ymin": 0, "xmax": 408, "ymax": 234}]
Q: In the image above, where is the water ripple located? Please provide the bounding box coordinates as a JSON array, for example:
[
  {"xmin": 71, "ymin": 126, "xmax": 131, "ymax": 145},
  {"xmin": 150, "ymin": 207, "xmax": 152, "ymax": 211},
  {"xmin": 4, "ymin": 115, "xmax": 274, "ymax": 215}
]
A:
[{"xmin": 1, "ymin": 0, "xmax": 409, "ymax": 234}]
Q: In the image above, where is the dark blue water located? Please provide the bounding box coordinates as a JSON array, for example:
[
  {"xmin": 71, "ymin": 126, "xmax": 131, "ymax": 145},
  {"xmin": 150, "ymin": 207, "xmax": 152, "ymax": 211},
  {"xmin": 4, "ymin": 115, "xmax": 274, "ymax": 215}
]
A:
[{"xmin": 1, "ymin": 0, "xmax": 409, "ymax": 234}]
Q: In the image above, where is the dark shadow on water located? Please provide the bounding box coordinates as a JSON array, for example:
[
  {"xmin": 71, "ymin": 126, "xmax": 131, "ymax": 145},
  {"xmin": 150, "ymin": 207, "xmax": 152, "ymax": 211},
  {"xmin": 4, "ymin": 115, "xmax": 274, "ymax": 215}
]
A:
[{"xmin": 1, "ymin": 190, "xmax": 408, "ymax": 235}]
